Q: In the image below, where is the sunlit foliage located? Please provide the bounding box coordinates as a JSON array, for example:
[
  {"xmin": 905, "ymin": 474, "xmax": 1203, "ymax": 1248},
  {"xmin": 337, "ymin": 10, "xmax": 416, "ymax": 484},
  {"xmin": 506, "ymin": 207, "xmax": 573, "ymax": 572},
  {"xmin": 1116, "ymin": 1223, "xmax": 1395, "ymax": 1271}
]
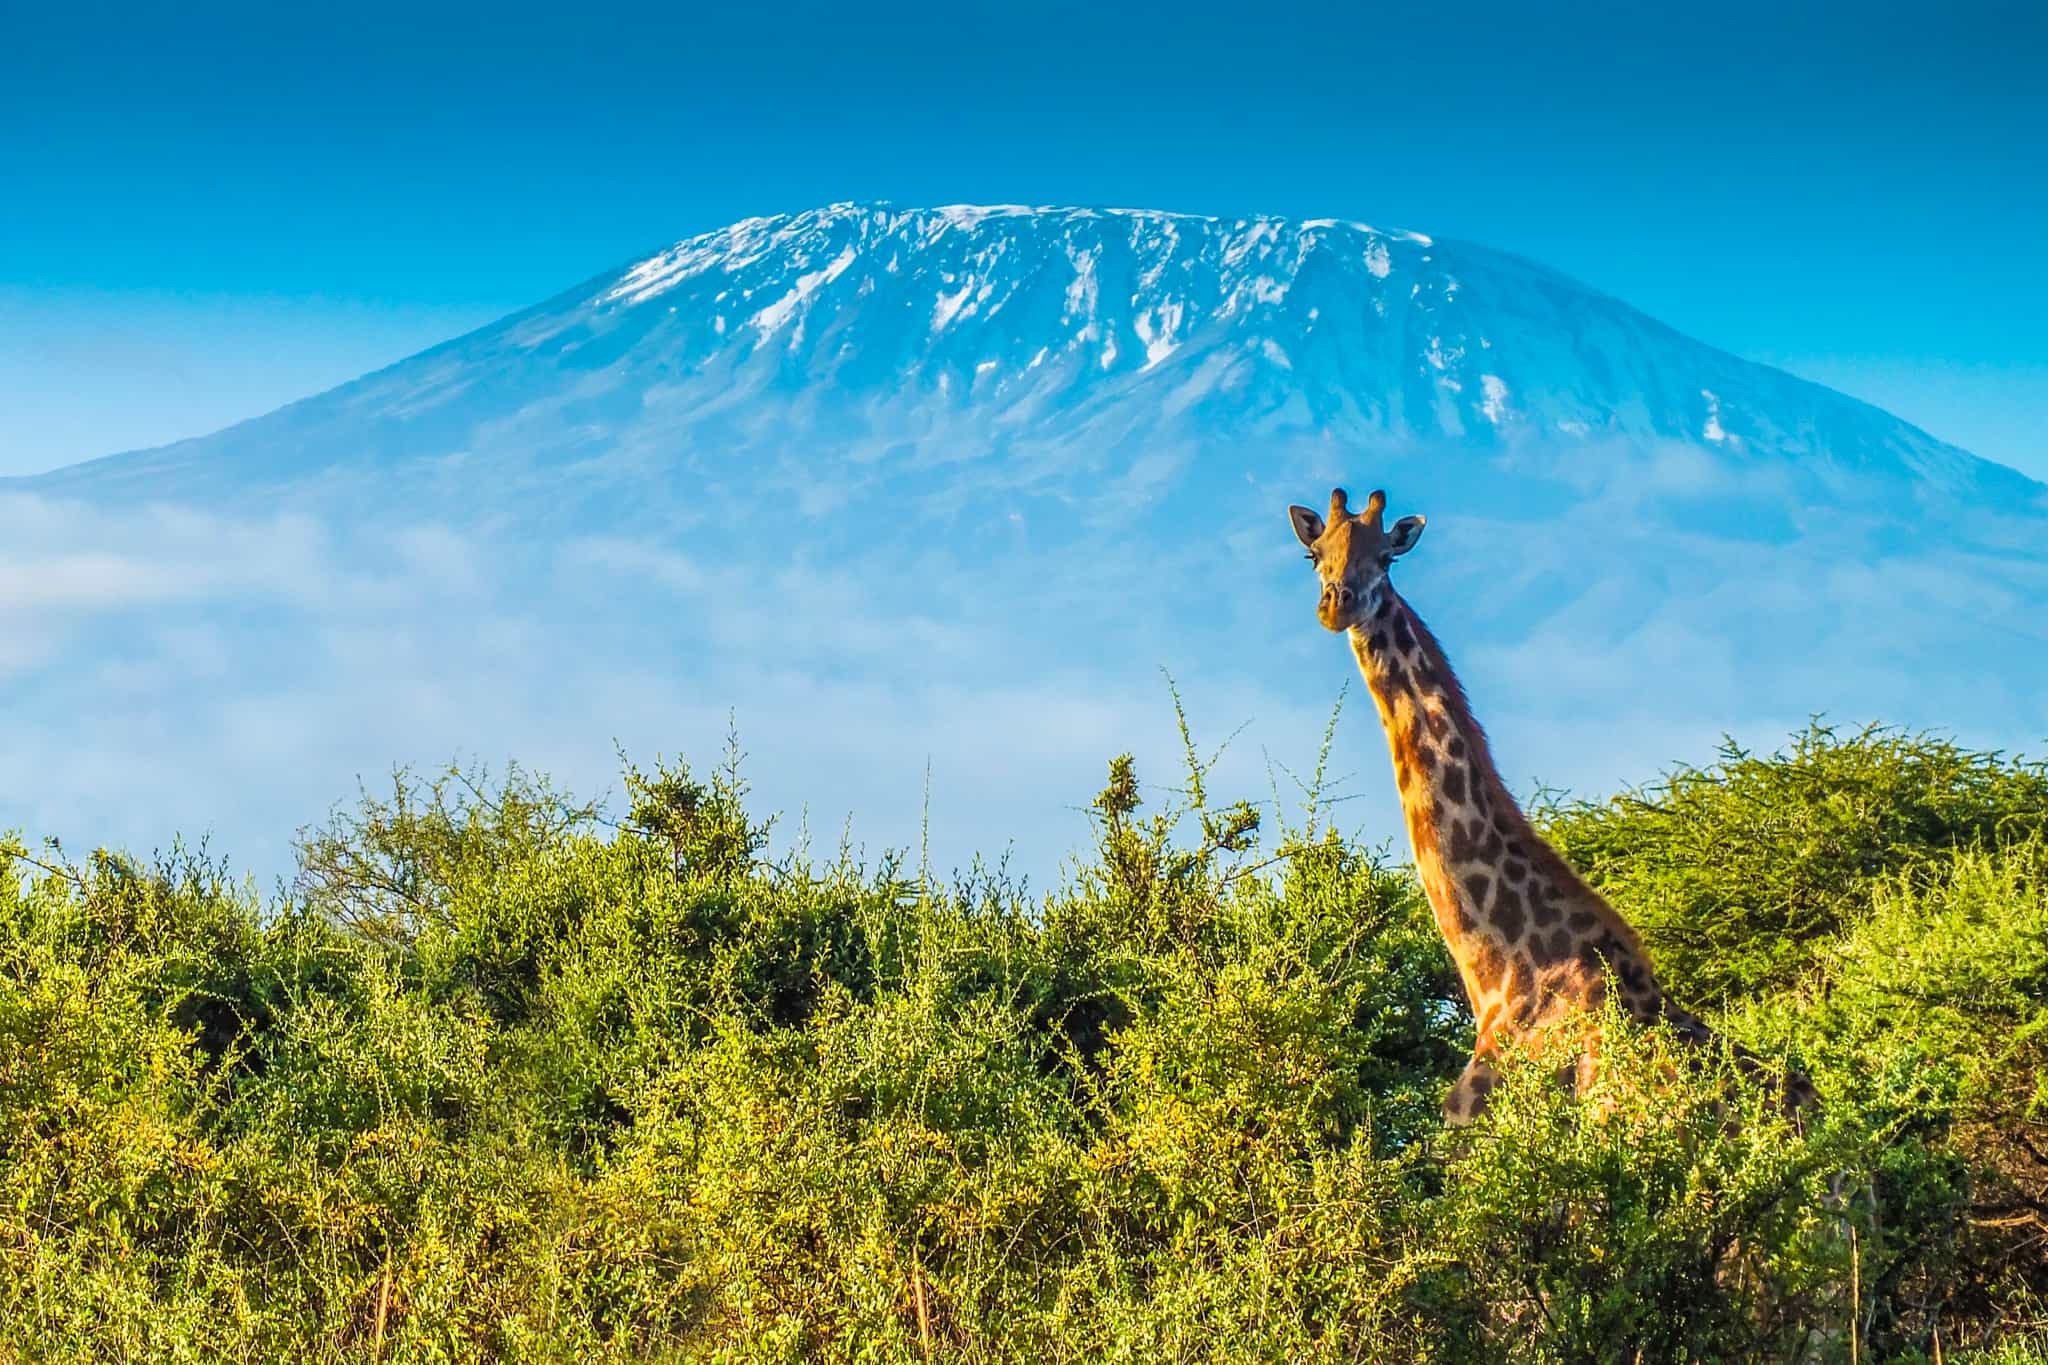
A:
[{"xmin": 1, "ymin": 724, "xmax": 2042, "ymax": 1362}]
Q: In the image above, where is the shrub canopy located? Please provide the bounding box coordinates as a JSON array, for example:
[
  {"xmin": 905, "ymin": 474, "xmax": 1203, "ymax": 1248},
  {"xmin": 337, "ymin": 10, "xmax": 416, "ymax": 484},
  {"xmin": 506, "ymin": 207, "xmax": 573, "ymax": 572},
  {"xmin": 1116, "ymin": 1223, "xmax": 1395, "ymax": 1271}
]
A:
[{"xmin": 1, "ymin": 723, "xmax": 2043, "ymax": 1363}]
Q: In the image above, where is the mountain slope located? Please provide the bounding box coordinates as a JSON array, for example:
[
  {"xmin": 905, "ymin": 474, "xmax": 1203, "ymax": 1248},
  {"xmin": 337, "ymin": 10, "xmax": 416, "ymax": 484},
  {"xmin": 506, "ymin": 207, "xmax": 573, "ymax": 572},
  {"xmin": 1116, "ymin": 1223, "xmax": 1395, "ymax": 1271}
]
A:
[
  {"xmin": 30, "ymin": 203, "xmax": 2038, "ymax": 512},
  {"xmin": 5, "ymin": 203, "xmax": 2045, "ymax": 883}
]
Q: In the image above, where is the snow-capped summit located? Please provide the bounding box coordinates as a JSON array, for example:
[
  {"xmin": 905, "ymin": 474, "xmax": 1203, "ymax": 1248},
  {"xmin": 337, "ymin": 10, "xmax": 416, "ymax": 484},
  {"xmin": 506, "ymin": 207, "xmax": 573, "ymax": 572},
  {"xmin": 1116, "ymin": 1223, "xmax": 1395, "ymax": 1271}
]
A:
[{"xmin": 31, "ymin": 202, "xmax": 2036, "ymax": 513}]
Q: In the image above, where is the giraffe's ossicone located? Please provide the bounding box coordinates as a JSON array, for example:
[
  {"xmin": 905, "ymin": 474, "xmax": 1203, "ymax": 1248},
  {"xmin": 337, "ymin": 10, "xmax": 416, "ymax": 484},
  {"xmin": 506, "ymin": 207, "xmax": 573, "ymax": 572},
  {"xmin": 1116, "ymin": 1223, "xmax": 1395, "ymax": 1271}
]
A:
[{"xmin": 1287, "ymin": 486, "xmax": 1816, "ymax": 1125}]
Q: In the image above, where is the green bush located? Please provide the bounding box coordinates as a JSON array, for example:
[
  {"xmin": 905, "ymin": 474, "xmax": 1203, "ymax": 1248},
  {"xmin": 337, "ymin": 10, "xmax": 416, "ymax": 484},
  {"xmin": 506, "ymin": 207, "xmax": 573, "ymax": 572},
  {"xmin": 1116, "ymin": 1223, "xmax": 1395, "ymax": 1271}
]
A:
[
  {"xmin": 1539, "ymin": 721, "xmax": 2048, "ymax": 1005},
  {"xmin": 0, "ymin": 725, "xmax": 2043, "ymax": 1362}
]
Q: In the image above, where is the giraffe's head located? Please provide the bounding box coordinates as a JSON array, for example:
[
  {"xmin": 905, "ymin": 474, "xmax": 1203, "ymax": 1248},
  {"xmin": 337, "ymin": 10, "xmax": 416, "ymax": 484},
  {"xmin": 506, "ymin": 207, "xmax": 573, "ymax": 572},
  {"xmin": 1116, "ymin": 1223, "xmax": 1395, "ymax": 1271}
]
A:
[{"xmin": 1288, "ymin": 487, "xmax": 1426, "ymax": 632}]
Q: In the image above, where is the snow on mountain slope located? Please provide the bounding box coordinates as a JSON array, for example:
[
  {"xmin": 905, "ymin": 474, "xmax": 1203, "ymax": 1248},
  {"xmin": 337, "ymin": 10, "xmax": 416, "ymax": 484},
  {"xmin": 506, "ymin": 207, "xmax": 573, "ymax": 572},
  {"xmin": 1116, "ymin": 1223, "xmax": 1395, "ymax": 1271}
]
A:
[
  {"xmin": 5, "ymin": 204, "xmax": 2045, "ymax": 883},
  {"xmin": 32, "ymin": 202, "xmax": 2038, "ymax": 511}
]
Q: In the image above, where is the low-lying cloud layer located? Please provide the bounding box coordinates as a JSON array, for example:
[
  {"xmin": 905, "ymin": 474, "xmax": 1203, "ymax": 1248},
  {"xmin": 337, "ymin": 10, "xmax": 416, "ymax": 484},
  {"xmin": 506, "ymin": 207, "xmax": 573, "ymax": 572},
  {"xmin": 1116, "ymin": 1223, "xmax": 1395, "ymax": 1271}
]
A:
[{"xmin": 6, "ymin": 458, "xmax": 2044, "ymax": 893}]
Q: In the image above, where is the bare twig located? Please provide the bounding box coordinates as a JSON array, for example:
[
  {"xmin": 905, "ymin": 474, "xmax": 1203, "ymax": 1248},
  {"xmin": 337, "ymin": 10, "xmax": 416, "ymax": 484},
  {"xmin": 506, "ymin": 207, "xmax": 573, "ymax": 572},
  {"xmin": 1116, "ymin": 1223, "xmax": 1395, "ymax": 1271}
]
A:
[{"xmin": 372, "ymin": 1253, "xmax": 394, "ymax": 1362}]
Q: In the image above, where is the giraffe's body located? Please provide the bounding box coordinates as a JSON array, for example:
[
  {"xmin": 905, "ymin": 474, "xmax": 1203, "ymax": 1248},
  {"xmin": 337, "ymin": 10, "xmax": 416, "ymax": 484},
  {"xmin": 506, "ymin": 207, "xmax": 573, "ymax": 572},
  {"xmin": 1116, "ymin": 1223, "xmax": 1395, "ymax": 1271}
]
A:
[
  {"xmin": 1349, "ymin": 583, "xmax": 1713, "ymax": 1121},
  {"xmin": 1288, "ymin": 487, "xmax": 1810, "ymax": 1125}
]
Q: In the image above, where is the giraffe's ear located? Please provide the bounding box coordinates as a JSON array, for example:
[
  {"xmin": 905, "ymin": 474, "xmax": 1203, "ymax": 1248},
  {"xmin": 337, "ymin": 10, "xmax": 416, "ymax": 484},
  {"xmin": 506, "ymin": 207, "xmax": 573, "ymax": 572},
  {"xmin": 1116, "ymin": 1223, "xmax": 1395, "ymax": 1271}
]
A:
[
  {"xmin": 1386, "ymin": 515, "xmax": 1426, "ymax": 558},
  {"xmin": 1288, "ymin": 505, "xmax": 1325, "ymax": 548}
]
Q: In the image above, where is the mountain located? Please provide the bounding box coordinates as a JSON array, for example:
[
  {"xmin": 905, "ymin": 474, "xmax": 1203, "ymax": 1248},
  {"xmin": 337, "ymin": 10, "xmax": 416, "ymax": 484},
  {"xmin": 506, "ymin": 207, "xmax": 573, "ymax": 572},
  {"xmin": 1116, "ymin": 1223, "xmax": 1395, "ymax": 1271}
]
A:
[
  {"xmin": 6, "ymin": 203, "xmax": 2046, "ymax": 882},
  {"xmin": 34, "ymin": 203, "xmax": 2039, "ymax": 513}
]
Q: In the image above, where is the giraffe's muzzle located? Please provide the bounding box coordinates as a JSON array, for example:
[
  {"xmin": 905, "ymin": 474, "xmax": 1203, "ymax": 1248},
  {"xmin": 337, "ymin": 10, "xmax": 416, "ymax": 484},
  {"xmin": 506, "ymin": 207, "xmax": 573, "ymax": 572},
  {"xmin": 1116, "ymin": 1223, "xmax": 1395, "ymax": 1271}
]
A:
[{"xmin": 1318, "ymin": 582, "xmax": 1360, "ymax": 632}]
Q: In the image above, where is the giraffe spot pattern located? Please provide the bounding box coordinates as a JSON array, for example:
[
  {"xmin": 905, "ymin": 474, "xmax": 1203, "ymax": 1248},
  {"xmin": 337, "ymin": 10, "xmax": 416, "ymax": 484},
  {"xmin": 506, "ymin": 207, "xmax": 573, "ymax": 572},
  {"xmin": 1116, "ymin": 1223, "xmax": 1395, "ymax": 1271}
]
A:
[
  {"xmin": 1350, "ymin": 585, "xmax": 1759, "ymax": 1116},
  {"xmin": 1492, "ymin": 886, "xmax": 1526, "ymax": 941},
  {"xmin": 1447, "ymin": 886, "xmax": 1476, "ymax": 934}
]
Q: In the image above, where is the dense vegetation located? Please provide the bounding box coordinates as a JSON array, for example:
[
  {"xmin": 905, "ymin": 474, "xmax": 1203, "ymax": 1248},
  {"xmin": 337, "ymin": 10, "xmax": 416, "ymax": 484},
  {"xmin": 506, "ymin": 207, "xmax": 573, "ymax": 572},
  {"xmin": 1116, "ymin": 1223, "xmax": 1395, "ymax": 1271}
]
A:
[{"xmin": 2, "ymin": 723, "xmax": 2044, "ymax": 1363}]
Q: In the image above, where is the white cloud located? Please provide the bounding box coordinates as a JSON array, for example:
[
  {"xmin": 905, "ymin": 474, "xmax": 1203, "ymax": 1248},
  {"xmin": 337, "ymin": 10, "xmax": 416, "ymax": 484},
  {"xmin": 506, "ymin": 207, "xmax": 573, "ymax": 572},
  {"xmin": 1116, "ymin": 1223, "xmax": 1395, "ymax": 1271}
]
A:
[{"xmin": 3, "ymin": 474, "xmax": 2045, "ymax": 896}]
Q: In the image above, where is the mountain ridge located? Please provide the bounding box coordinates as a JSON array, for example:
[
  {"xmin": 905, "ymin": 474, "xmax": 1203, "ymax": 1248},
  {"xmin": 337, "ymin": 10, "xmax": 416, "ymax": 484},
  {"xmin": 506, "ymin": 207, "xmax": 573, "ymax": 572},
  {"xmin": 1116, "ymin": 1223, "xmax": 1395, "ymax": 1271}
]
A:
[{"xmin": 19, "ymin": 202, "xmax": 2040, "ymax": 510}]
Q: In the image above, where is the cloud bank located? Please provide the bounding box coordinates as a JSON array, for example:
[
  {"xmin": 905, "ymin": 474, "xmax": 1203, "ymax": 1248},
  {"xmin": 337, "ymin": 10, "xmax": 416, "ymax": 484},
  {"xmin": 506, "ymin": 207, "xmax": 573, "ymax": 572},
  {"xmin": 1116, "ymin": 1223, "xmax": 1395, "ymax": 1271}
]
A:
[{"xmin": 5, "ymin": 465, "xmax": 2043, "ymax": 893}]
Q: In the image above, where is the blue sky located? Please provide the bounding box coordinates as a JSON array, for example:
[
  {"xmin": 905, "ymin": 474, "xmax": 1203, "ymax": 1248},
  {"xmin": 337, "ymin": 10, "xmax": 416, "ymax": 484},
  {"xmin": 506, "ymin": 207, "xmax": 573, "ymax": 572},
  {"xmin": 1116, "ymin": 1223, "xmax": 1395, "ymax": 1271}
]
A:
[{"xmin": 3, "ymin": 0, "xmax": 2042, "ymax": 478}]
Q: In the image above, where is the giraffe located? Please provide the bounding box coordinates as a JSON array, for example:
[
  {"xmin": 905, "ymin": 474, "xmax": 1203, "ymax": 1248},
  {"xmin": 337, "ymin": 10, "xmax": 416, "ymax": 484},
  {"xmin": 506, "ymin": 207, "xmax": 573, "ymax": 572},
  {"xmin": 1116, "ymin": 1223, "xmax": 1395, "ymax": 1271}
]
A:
[{"xmin": 1287, "ymin": 486, "xmax": 1814, "ymax": 1125}]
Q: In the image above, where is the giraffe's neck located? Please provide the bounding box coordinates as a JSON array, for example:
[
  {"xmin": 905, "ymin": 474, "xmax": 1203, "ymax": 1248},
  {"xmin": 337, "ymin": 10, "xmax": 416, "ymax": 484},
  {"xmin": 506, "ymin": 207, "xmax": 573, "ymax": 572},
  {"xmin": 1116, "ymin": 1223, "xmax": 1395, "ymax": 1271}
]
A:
[{"xmin": 1347, "ymin": 586, "xmax": 1633, "ymax": 1028}]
